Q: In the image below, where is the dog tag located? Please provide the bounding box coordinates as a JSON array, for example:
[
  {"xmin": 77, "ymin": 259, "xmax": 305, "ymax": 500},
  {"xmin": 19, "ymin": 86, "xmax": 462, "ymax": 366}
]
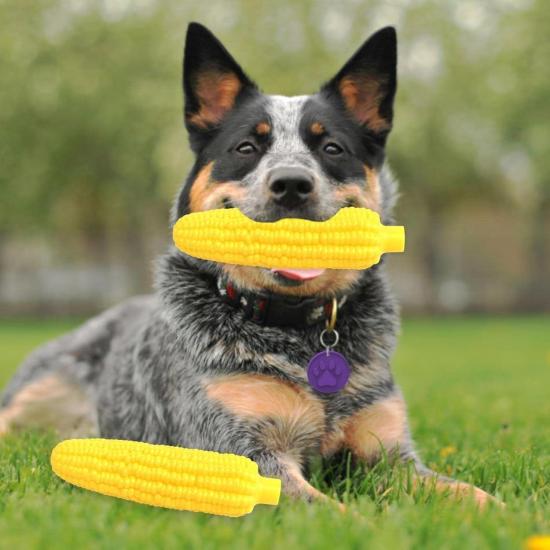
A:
[{"xmin": 307, "ymin": 329, "xmax": 350, "ymax": 394}]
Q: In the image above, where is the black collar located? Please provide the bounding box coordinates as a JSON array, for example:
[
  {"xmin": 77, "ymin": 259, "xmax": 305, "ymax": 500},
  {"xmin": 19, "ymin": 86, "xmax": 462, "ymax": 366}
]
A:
[{"xmin": 216, "ymin": 277, "xmax": 348, "ymax": 328}]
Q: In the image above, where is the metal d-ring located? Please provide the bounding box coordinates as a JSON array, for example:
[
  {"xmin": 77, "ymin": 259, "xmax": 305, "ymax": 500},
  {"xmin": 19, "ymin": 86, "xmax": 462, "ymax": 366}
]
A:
[{"xmin": 320, "ymin": 328, "xmax": 339, "ymax": 352}]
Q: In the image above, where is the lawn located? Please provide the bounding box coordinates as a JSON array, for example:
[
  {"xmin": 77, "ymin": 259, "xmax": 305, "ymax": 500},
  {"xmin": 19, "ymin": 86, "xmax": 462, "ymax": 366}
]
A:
[{"xmin": 0, "ymin": 316, "xmax": 548, "ymax": 549}]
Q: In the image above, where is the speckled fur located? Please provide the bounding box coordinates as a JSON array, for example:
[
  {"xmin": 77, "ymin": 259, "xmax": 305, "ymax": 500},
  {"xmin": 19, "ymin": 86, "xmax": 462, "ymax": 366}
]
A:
[{"xmin": 1, "ymin": 249, "xmax": 416, "ymax": 492}]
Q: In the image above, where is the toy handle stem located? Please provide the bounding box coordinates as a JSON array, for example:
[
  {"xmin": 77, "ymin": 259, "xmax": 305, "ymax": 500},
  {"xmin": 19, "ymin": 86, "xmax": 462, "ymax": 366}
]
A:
[
  {"xmin": 256, "ymin": 476, "xmax": 281, "ymax": 506},
  {"xmin": 382, "ymin": 225, "xmax": 405, "ymax": 253}
]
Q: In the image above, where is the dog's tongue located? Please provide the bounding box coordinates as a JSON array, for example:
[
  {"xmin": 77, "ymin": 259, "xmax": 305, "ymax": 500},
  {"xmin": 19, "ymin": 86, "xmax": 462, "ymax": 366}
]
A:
[{"xmin": 272, "ymin": 268, "xmax": 326, "ymax": 281}]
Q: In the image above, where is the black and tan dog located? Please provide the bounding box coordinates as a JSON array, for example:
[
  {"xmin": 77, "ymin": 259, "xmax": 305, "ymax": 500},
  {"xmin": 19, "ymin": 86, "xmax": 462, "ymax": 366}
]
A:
[{"xmin": 0, "ymin": 23, "xmax": 494, "ymax": 507}]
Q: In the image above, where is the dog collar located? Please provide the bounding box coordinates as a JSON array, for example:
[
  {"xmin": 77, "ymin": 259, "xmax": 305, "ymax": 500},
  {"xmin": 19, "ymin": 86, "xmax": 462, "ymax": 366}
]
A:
[{"xmin": 216, "ymin": 277, "xmax": 348, "ymax": 328}]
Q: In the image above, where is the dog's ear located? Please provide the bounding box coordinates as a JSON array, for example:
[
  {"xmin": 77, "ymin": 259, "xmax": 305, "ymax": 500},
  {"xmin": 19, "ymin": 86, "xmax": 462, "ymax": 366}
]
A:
[
  {"xmin": 183, "ymin": 23, "xmax": 257, "ymax": 132},
  {"xmin": 321, "ymin": 27, "xmax": 397, "ymax": 138}
]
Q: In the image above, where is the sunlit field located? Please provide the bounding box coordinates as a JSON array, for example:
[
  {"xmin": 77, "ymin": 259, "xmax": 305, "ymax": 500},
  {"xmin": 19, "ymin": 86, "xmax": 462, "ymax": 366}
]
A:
[{"xmin": 0, "ymin": 317, "xmax": 548, "ymax": 549}]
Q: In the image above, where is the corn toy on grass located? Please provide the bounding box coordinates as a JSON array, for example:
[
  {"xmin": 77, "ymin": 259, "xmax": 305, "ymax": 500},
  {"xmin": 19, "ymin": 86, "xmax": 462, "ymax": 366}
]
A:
[
  {"xmin": 51, "ymin": 439, "xmax": 281, "ymax": 517},
  {"xmin": 173, "ymin": 207, "xmax": 405, "ymax": 269}
]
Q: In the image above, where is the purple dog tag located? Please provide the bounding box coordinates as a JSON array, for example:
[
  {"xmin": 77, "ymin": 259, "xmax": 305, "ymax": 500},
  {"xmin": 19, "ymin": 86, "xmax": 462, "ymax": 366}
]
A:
[{"xmin": 307, "ymin": 350, "xmax": 351, "ymax": 393}]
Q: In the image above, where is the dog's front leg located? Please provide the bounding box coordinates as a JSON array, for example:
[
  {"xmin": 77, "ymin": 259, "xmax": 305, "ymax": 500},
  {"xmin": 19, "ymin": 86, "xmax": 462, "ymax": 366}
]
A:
[
  {"xmin": 251, "ymin": 451, "xmax": 342, "ymax": 506},
  {"xmin": 177, "ymin": 373, "xmax": 342, "ymax": 507},
  {"xmin": 336, "ymin": 390, "xmax": 499, "ymax": 507}
]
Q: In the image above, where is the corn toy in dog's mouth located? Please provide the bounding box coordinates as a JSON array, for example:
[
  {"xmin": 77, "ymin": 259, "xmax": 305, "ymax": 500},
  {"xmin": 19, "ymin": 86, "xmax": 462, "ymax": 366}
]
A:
[{"xmin": 172, "ymin": 207, "xmax": 405, "ymax": 281}]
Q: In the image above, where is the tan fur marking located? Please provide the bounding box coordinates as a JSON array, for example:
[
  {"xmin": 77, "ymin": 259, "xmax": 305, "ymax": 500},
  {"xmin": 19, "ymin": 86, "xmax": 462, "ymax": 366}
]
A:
[
  {"xmin": 332, "ymin": 168, "xmax": 381, "ymax": 214},
  {"xmin": 188, "ymin": 72, "xmax": 242, "ymax": 128},
  {"xmin": 438, "ymin": 481, "xmax": 496, "ymax": 508},
  {"xmin": 0, "ymin": 374, "xmax": 97, "ymax": 438},
  {"xmin": 278, "ymin": 456, "xmax": 346, "ymax": 510},
  {"xmin": 365, "ymin": 166, "xmax": 382, "ymax": 212},
  {"xmin": 206, "ymin": 374, "xmax": 323, "ymax": 425},
  {"xmin": 310, "ymin": 122, "xmax": 325, "ymax": 135},
  {"xmin": 333, "ymin": 184, "xmax": 369, "ymax": 208},
  {"xmin": 321, "ymin": 362, "xmax": 393, "ymax": 457},
  {"xmin": 320, "ymin": 427, "xmax": 345, "ymax": 456},
  {"xmin": 255, "ymin": 122, "xmax": 271, "ymax": 135},
  {"xmin": 280, "ymin": 456, "xmax": 323, "ymax": 497},
  {"xmin": 279, "ymin": 456, "xmax": 331, "ymax": 500},
  {"xmin": 339, "ymin": 75, "xmax": 390, "ymax": 132},
  {"xmin": 343, "ymin": 394, "xmax": 407, "ymax": 459},
  {"xmin": 189, "ymin": 162, "xmax": 214, "ymax": 212},
  {"xmin": 189, "ymin": 162, "xmax": 246, "ymax": 212},
  {"xmin": 414, "ymin": 477, "xmax": 499, "ymax": 508},
  {"xmin": 207, "ymin": 374, "xmax": 325, "ymax": 460}
]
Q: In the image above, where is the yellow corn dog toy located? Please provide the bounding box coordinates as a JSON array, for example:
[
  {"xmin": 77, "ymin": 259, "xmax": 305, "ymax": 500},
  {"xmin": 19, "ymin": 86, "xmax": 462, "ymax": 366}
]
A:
[
  {"xmin": 51, "ymin": 439, "xmax": 281, "ymax": 517},
  {"xmin": 173, "ymin": 207, "xmax": 405, "ymax": 269}
]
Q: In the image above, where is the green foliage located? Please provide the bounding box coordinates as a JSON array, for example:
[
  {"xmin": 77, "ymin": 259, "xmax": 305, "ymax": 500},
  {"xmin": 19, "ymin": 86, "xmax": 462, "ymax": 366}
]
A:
[
  {"xmin": 0, "ymin": 317, "xmax": 548, "ymax": 548},
  {"xmin": 0, "ymin": 1, "xmax": 548, "ymax": 310},
  {"xmin": 1, "ymin": 0, "xmax": 548, "ymax": 236},
  {"xmin": 0, "ymin": 0, "xmax": 187, "ymax": 237}
]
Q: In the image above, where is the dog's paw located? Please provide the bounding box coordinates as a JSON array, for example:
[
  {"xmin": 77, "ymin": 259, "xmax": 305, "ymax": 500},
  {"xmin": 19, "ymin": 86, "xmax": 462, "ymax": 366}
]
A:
[{"xmin": 470, "ymin": 487, "xmax": 505, "ymax": 509}]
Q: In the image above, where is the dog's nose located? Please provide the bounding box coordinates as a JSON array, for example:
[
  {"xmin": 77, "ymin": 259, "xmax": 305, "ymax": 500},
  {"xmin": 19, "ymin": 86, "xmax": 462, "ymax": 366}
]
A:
[{"xmin": 268, "ymin": 167, "xmax": 314, "ymax": 209}]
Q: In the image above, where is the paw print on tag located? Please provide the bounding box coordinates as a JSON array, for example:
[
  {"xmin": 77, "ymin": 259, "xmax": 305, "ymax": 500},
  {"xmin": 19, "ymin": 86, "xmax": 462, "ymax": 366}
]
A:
[{"xmin": 307, "ymin": 351, "xmax": 351, "ymax": 393}]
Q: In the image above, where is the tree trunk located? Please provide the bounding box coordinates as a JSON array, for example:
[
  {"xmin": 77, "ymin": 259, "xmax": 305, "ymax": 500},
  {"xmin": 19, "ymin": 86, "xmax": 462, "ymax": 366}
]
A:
[
  {"xmin": 421, "ymin": 203, "xmax": 446, "ymax": 313},
  {"xmin": 0, "ymin": 230, "xmax": 7, "ymax": 313},
  {"xmin": 123, "ymin": 226, "xmax": 153, "ymax": 296},
  {"xmin": 520, "ymin": 195, "xmax": 550, "ymax": 311}
]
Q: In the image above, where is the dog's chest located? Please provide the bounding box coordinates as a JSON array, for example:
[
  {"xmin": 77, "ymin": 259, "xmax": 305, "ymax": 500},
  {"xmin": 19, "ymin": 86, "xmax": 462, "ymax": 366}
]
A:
[{"xmin": 204, "ymin": 346, "xmax": 392, "ymax": 454}]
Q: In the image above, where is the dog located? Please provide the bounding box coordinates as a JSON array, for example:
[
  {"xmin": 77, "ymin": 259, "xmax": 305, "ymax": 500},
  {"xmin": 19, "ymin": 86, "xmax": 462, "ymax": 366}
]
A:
[{"xmin": 0, "ymin": 23, "xmax": 495, "ymax": 507}]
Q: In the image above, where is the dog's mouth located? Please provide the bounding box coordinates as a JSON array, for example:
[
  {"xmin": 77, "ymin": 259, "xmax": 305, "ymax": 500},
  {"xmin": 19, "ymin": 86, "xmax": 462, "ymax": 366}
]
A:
[
  {"xmin": 269, "ymin": 268, "xmax": 327, "ymax": 286},
  {"xmin": 221, "ymin": 197, "xmax": 330, "ymax": 286}
]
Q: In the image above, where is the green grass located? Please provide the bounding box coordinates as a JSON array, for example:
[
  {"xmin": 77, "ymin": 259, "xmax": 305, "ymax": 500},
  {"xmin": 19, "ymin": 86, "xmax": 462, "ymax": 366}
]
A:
[{"xmin": 0, "ymin": 316, "xmax": 549, "ymax": 549}]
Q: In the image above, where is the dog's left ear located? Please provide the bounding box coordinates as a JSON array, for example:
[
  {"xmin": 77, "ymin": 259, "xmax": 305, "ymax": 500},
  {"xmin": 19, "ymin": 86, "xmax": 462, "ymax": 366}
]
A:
[
  {"xmin": 183, "ymin": 22, "xmax": 258, "ymax": 131},
  {"xmin": 321, "ymin": 27, "xmax": 397, "ymax": 137}
]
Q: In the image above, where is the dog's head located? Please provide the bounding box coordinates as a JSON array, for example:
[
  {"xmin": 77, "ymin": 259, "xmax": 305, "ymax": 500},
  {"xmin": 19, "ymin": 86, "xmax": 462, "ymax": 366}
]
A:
[{"xmin": 174, "ymin": 22, "xmax": 397, "ymax": 297}]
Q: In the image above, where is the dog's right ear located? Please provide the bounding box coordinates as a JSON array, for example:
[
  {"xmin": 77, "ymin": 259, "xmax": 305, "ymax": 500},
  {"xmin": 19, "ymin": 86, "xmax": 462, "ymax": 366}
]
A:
[{"xmin": 183, "ymin": 23, "xmax": 257, "ymax": 134}]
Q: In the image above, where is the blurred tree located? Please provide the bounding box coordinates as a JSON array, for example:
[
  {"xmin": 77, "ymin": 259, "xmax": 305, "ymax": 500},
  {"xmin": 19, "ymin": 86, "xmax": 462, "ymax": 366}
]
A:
[
  {"xmin": 0, "ymin": 0, "xmax": 547, "ymax": 311},
  {"xmin": 0, "ymin": 0, "xmax": 190, "ymax": 290},
  {"xmin": 390, "ymin": 1, "xmax": 514, "ymax": 309},
  {"xmin": 493, "ymin": 0, "xmax": 550, "ymax": 308}
]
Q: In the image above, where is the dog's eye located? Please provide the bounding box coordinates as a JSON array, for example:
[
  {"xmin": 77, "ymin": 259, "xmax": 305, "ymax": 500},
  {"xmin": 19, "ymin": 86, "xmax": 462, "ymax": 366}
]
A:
[
  {"xmin": 323, "ymin": 142, "xmax": 343, "ymax": 156},
  {"xmin": 235, "ymin": 141, "xmax": 257, "ymax": 155}
]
